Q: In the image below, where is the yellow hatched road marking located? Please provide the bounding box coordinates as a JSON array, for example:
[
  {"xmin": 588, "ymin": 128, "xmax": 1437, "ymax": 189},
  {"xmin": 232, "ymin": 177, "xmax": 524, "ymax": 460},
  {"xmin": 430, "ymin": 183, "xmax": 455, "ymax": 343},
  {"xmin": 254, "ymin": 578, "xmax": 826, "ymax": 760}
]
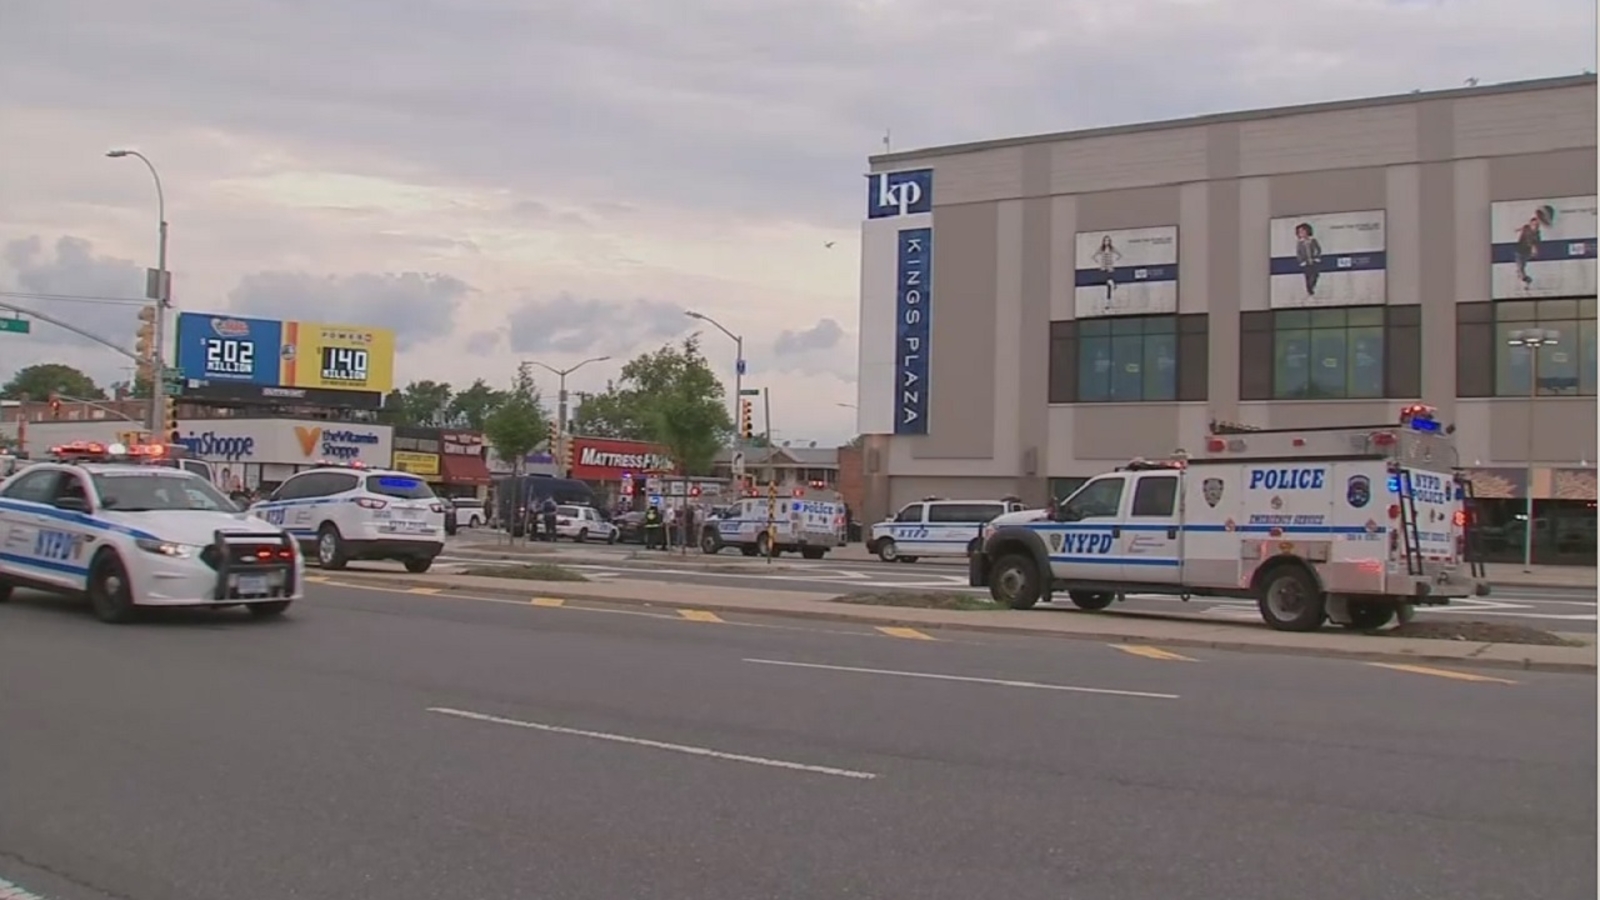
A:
[
  {"xmin": 876, "ymin": 626, "xmax": 936, "ymax": 641},
  {"xmin": 406, "ymin": 587, "xmax": 443, "ymax": 595},
  {"xmin": 1112, "ymin": 644, "xmax": 1198, "ymax": 662},
  {"xmin": 678, "ymin": 609, "xmax": 725, "ymax": 623},
  {"xmin": 1368, "ymin": 663, "xmax": 1518, "ymax": 685},
  {"xmin": 530, "ymin": 597, "xmax": 566, "ymax": 608}
]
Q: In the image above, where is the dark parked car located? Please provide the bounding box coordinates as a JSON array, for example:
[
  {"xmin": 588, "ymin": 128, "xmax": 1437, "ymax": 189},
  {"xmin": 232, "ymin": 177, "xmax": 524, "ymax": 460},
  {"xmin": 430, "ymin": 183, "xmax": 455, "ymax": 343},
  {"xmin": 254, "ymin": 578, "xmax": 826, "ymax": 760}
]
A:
[{"xmin": 614, "ymin": 510, "xmax": 648, "ymax": 544}]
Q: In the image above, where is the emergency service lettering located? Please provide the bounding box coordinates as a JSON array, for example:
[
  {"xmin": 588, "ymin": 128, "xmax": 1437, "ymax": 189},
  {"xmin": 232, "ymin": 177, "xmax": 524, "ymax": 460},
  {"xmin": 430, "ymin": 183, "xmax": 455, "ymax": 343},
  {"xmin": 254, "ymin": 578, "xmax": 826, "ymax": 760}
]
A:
[
  {"xmin": 1409, "ymin": 472, "xmax": 1449, "ymax": 505},
  {"xmin": 1247, "ymin": 468, "xmax": 1326, "ymax": 491},
  {"xmin": 1058, "ymin": 532, "xmax": 1114, "ymax": 555}
]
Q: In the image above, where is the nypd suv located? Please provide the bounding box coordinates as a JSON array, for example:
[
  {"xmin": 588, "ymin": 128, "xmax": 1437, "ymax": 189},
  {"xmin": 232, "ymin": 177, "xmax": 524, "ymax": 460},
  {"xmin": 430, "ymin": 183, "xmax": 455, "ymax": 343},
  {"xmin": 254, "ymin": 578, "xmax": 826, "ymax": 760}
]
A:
[
  {"xmin": 249, "ymin": 463, "xmax": 445, "ymax": 571},
  {"xmin": 0, "ymin": 442, "xmax": 303, "ymax": 623}
]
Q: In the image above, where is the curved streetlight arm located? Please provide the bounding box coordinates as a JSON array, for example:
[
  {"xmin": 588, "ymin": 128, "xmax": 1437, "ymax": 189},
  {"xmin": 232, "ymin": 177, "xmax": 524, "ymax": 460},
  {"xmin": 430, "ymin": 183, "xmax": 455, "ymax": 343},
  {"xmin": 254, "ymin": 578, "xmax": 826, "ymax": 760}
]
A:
[
  {"xmin": 0, "ymin": 300, "xmax": 139, "ymax": 362},
  {"xmin": 685, "ymin": 310, "xmax": 739, "ymax": 346},
  {"xmin": 107, "ymin": 149, "xmax": 165, "ymax": 226}
]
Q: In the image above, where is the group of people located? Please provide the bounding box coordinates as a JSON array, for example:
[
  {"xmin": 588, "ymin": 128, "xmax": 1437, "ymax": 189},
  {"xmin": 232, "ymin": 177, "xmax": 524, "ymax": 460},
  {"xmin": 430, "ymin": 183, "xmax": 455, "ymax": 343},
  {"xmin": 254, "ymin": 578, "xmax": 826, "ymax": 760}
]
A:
[{"xmin": 637, "ymin": 502, "xmax": 700, "ymax": 550}]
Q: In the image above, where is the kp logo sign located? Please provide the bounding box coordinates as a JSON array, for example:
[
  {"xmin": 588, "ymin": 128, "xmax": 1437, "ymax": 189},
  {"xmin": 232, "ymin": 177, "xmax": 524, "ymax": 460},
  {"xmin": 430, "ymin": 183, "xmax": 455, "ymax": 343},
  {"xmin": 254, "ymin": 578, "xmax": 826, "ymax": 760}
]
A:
[{"xmin": 867, "ymin": 169, "xmax": 933, "ymax": 219}]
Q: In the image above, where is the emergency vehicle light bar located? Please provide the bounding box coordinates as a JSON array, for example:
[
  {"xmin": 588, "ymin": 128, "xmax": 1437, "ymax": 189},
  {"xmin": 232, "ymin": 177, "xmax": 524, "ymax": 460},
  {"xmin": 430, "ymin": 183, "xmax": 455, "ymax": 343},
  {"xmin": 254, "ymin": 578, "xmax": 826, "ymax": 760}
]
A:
[
  {"xmin": 1120, "ymin": 457, "xmax": 1187, "ymax": 471},
  {"xmin": 1399, "ymin": 404, "xmax": 1445, "ymax": 433}
]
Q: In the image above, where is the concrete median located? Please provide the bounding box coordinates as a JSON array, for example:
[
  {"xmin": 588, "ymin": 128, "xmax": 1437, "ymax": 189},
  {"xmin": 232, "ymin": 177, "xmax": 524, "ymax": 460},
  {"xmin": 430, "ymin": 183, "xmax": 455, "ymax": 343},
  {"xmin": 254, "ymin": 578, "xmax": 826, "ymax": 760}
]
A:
[{"xmin": 321, "ymin": 568, "xmax": 1597, "ymax": 674}]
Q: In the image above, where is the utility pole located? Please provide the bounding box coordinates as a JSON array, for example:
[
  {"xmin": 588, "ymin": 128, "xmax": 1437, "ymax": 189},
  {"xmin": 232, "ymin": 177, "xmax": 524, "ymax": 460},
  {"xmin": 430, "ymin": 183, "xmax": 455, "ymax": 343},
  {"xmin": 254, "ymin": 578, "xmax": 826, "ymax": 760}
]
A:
[
  {"xmin": 522, "ymin": 356, "xmax": 610, "ymax": 477},
  {"xmin": 762, "ymin": 386, "xmax": 773, "ymax": 484}
]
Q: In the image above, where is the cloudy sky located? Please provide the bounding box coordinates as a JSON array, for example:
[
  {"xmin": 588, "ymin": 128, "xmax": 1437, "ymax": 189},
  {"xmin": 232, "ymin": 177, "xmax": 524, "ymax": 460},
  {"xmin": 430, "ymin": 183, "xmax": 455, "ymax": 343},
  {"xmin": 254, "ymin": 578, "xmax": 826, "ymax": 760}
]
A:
[{"xmin": 1, "ymin": 0, "xmax": 1594, "ymax": 445}]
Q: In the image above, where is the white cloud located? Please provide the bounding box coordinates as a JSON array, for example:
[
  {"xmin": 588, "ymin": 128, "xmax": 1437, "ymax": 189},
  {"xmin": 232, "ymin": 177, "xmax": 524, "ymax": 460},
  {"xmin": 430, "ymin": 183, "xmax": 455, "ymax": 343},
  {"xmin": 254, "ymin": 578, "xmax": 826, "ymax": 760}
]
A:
[{"xmin": 0, "ymin": 0, "xmax": 1592, "ymax": 445}]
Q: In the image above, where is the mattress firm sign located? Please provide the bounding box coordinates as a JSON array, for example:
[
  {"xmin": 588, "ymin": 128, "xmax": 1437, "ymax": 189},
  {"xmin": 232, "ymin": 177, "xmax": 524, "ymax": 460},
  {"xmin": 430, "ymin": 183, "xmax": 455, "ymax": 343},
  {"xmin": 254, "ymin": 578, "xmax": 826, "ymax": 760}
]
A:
[{"xmin": 569, "ymin": 437, "xmax": 675, "ymax": 480}]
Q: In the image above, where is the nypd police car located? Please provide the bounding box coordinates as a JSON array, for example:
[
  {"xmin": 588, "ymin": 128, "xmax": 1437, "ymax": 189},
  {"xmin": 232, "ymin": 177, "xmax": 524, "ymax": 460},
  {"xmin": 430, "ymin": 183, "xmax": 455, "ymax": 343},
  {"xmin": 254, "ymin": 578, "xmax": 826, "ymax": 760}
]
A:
[
  {"xmin": 249, "ymin": 462, "xmax": 445, "ymax": 571},
  {"xmin": 0, "ymin": 442, "xmax": 302, "ymax": 623}
]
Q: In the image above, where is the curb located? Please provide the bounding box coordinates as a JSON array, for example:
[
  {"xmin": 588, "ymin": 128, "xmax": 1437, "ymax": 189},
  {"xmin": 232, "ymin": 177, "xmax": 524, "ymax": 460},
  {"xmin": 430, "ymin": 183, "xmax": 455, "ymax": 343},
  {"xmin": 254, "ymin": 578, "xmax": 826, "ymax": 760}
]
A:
[
  {"xmin": 1488, "ymin": 580, "xmax": 1598, "ymax": 591},
  {"xmin": 325, "ymin": 574, "xmax": 1598, "ymax": 675}
]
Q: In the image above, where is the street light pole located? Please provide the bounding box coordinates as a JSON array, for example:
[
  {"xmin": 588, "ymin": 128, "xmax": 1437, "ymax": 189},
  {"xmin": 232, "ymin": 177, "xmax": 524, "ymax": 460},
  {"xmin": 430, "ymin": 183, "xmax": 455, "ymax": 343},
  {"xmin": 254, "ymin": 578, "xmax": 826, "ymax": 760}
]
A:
[
  {"xmin": 1508, "ymin": 327, "xmax": 1560, "ymax": 572},
  {"xmin": 684, "ymin": 310, "xmax": 744, "ymax": 460},
  {"xmin": 107, "ymin": 149, "xmax": 168, "ymax": 434},
  {"xmin": 522, "ymin": 356, "xmax": 611, "ymax": 477}
]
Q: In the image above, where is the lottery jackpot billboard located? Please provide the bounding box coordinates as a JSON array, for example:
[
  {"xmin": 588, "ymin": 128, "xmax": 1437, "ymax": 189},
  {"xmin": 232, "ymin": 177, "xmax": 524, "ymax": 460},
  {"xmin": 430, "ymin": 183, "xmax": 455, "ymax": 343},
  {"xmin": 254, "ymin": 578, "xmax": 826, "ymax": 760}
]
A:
[{"xmin": 176, "ymin": 313, "xmax": 396, "ymax": 397}]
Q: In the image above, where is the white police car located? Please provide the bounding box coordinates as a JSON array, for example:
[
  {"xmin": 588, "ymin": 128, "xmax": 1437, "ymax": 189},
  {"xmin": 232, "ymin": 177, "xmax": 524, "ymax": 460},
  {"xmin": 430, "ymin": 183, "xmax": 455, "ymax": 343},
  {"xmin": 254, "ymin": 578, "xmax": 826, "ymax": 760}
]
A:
[
  {"xmin": 0, "ymin": 441, "xmax": 303, "ymax": 623},
  {"xmin": 249, "ymin": 462, "xmax": 445, "ymax": 571}
]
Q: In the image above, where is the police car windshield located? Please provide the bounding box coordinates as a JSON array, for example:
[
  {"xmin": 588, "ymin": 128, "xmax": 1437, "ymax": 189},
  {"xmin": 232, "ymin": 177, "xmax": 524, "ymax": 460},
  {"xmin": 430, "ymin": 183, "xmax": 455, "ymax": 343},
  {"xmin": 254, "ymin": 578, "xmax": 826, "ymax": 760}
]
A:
[
  {"xmin": 91, "ymin": 472, "xmax": 237, "ymax": 512},
  {"xmin": 365, "ymin": 474, "xmax": 434, "ymax": 500}
]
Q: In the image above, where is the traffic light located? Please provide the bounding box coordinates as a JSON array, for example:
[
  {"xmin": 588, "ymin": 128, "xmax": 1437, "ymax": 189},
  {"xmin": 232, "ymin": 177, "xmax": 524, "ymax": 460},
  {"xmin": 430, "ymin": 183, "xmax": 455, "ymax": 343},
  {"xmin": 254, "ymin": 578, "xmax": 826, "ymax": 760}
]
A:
[
  {"xmin": 48, "ymin": 394, "xmax": 61, "ymax": 419},
  {"xmin": 739, "ymin": 399, "xmax": 753, "ymax": 440},
  {"xmin": 163, "ymin": 395, "xmax": 179, "ymax": 443},
  {"xmin": 135, "ymin": 305, "xmax": 157, "ymax": 360},
  {"xmin": 548, "ymin": 420, "xmax": 560, "ymax": 449}
]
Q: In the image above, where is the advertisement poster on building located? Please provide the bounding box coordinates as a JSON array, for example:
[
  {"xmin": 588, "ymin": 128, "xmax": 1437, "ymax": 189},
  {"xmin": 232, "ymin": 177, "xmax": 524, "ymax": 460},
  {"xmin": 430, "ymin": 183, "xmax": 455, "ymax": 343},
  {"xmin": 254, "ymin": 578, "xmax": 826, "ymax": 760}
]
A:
[
  {"xmin": 567, "ymin": 437, "xmax": 675, "ymax": 482},
  {"xmin": 175, "ymin": 314, "xmax": 397, "ymax": 398},
  {"xmin": 1490, "ymin": 196, "xmax": 1598, "ymax": 299},
  {"xmin": 1269, "ymin": 210, "xmax": 1387, "ymax": 308},
  {"xmin": 1074, "ymin": 226, "xmax": 1179, "ymax": 318}
]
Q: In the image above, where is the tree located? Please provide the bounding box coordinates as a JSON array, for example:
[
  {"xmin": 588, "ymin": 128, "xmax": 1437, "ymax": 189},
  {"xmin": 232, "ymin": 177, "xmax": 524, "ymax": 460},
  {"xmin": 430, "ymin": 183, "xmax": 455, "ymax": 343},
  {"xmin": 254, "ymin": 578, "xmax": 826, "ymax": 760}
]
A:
[
  {"xmin": 1, "ymin": 364, "xmax": 106, "ymax": 401},
  {"xmin": 482, "ymin": 365, "xmax": 547, "ymax": 475},
  {"xmin": 109, "ymin": 374, "xmax": 154, "ymax": 401},
  {"xmin": 380, "ymin": 380, "xmax": 453, "ymax": 427},
  {"xmin": 446, "ymin": 379, "xmax": 509, "ymax": 431},
  {"xmin": 570, "ymin": 337, "xmax": 732, "ymax": 475}
]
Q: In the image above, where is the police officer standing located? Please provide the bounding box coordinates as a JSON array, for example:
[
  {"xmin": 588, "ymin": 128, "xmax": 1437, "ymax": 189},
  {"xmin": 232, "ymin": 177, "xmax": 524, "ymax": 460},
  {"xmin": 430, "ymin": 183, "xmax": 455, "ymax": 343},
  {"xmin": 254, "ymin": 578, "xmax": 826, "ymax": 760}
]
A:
[{"xmin": 643, "ymin": 502, "xmax": 665, "ymax": 550}]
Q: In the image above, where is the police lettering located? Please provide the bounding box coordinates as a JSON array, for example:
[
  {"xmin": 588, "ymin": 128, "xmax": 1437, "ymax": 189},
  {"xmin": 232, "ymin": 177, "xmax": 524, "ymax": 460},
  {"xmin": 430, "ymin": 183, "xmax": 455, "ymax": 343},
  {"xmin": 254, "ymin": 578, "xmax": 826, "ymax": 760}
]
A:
[
  {"xmin": 33, "ymin": 530, "xmax": 79, "ymax": 561},
  {"xmin": 1060, "ymin": 532, "xmax": 1114, "ymax": 555},
  {"xmin": 1247, "ymin": 468, "xmax": 1326, "ymax": 491},
  {"xmin": 1408, "ymin": 472, "xmax": 1449, "ymax": 505}
]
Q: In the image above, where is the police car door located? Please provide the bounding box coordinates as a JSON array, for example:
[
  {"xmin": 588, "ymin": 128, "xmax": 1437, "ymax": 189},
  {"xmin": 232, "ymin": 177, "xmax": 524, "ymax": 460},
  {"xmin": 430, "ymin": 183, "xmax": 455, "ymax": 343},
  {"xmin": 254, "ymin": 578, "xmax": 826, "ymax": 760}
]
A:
[
  {"xmin": 888, "ymin": 502, "xmax": 928, "ymax": 548},
  {"xmin": 1047, "ymin": 475, "xmax": 1127, "ymax": 580},
  {"xmin": 1121, "ymin": 472, "xmax": 1182, "ymax": 584},
  {"xmin": 0, "ymin": 468, "xmax": 67, "ymax": 587},
  {"xmin": 926, "ymin": 502, "xmax": 994, "ymax": 555},
  {"xmin": 29, "ymin": 470, "xmax": 95, "ymax": 590}
]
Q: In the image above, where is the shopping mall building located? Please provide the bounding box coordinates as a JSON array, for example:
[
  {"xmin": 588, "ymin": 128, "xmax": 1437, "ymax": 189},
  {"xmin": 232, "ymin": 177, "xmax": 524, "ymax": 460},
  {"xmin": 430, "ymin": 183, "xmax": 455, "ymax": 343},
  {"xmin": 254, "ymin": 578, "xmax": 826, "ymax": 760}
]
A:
[{"xmin": 854, "ymin": 74, "xmax": 1597, "ymax": 565}]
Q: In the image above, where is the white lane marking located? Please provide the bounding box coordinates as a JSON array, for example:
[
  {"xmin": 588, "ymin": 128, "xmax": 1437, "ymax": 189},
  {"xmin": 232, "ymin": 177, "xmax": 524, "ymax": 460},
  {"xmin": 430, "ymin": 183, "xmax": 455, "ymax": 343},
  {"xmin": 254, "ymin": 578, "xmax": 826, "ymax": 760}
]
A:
[
  {"xmin": 0, "ymin": 876, "xmax": 54, "ymax": 899},
  {"xmin": 742, "ymin": 659, "xmax": 1180, "ymax": 700},
  {"xmin": 427, "ymin": 707, "xmax": 877, "ymax": 780}
]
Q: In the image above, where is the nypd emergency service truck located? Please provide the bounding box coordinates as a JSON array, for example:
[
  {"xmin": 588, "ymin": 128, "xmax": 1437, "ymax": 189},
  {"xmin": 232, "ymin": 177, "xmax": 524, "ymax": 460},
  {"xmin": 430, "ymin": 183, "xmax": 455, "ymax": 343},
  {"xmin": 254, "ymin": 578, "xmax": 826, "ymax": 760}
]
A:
[
  {"xmin": 0, "ymin": 441, "xmax": 303, "ymax": 623},
  {"xmin": 970, "ymin": 406, "xmax": 1488, "ymax": 632},
  {"xmin": 700, "ymin": 486, "xmax": 845, "ymax": 559}
]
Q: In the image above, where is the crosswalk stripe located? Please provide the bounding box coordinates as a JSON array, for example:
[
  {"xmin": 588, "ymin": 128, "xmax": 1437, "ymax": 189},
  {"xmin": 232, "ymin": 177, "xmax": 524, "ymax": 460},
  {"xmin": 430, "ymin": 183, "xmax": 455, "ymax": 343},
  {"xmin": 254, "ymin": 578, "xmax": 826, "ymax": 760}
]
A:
[{"xmin": 1112, "ymin": 644, "xmax": 1198, "ymax": 662}]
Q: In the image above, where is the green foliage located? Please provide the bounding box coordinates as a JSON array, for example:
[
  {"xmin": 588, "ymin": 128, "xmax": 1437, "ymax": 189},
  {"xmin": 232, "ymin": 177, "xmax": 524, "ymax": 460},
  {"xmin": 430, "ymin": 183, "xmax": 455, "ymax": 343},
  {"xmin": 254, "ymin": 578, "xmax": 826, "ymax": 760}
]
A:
[
  {"xmin": 482, "ymin": 365, "xmax": 548, "ymax": 472},
  {"xmin": 0, "ymin": 364, "xmax": 106, "ymax": 401},
  {"xmin": 109, "ymin": 374, "xmax": 154, "ymax": 401},
  {"xmin": 446, "ymin": 379, "xmax": 509, "ymax": 431},
  {"xmin": 570, "ymin": 337, "xmax": 732, "ymax": 475}
]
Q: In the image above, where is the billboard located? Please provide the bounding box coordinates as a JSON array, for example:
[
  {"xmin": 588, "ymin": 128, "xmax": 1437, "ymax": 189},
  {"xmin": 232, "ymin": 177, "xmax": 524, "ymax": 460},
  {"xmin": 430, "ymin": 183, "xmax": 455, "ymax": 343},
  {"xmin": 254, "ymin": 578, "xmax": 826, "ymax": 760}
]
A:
[
  {"xmin": 1074, "ymin": 226, "xmax": 1178, "ymax": 318},
  {"xmin": 1491, "ymin": 196, "xmax": 1597, "ymax": 299},
  {"xmin": 175, "ymin": 313, "xmax": 396, "ymax": 396},
  {"xmin": 568, "ymin": 437, "xmax": 675, "ymax": 481},
  {"xmin": 1269, "ymin": 210, "xmax": 1387, "ymax": 308},
  {"xmin": 866, "ymin": 169, "xmax": 933, "ymax": 219}
]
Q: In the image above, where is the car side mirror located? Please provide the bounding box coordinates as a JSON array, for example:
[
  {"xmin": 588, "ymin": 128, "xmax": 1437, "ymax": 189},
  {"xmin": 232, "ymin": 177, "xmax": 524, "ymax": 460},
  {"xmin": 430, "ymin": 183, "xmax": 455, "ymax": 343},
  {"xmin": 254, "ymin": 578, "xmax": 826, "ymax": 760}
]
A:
[{"xmin": 54, "ymin": 496, "xmax": 89, "ymax": 512}]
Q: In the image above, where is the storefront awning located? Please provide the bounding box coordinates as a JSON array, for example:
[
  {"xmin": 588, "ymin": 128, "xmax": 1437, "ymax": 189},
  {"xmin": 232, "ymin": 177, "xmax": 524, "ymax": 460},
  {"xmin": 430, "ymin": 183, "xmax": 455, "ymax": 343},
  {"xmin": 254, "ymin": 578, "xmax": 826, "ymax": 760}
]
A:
[{"xmin": 440, "ymin": 452, "xmax": 492, "ymax": 486}]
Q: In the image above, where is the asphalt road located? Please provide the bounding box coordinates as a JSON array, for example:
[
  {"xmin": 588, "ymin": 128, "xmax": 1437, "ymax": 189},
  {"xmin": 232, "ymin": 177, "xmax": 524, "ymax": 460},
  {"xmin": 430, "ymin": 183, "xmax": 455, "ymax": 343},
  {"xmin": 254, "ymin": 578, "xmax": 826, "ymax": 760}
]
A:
[
  {"xmin": 441, "ymin": 541, "xmax": 1600, "ymax": 632},
  {"xmin": 1, "ymin": 583, "xmax": 1594, "ymax": 900}
]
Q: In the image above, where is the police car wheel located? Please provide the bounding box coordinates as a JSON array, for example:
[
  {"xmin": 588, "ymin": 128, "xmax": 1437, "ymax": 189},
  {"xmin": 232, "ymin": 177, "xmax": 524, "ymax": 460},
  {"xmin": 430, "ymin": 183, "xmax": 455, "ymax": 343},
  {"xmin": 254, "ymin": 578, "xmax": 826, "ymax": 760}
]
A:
[
  {"xmin": 1257, "ymin": 565, "xmax": 1326, "ymax": 632},
  {"xmin": 87, "ymin": 553, "xmax": 136, "ymax": 624},
  {"xmin": 876, "ymin": 540, "xmax": 898, "ymax": 562},
  {"xmin": 248, "ymin": 600, "xmax": 292, "ymax": 618},
  {"xmin": 700, "ymin": 532, "xmax": 720, "ymax": 554},
  {"xmin": 990, "ymin": 554, "xmax": 1041, "ymax": 610},
  {"xmin": 1342, "ymin": 598, "xmax": 1395, "ymax": 631},
  {"xmin": 317, "ymin": 525, "xmax": 349, "ymax": 570},
  {"xmin": 404, "ymin": 557, "xmax": 434, "ymax": 574},
  {"xmin": 1069, "ymin": 591, "xmax": 1115, "ymax": 611},
  {"xmin": 739, "ymin": 545, "xmax": 759, "ymax": 557}
]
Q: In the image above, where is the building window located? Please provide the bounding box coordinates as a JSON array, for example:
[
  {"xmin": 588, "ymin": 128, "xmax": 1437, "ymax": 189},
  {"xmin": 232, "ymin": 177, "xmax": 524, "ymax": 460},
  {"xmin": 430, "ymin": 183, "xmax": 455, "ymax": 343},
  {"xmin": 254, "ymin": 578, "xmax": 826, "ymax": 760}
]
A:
[
  {"xmin": 1048, "ymin": 314, "xmax": 1207, "ymax": 404},
  {"xmin": 1241, "ymin": 306, "xmax": 1417, "ymax": 401},
  {"xmin": 1458, "ymin": 298, "xmax": 1599, "ymax": 398}
]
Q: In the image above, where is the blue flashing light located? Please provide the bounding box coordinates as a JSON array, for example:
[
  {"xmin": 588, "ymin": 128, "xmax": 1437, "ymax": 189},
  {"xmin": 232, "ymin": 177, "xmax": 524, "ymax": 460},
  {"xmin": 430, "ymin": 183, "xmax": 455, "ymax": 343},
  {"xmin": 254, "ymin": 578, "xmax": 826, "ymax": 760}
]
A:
[
  {"xmin": 1408, "ymin": 417, "xmax": 1442, "ymax": 433},
  {"xmin": 1387, "ymin": 474, "xmax": 1402, "ymax": 494},
  {"xmin": 376, "ymin": 475, "xmax": 422, "ymax": 490}
]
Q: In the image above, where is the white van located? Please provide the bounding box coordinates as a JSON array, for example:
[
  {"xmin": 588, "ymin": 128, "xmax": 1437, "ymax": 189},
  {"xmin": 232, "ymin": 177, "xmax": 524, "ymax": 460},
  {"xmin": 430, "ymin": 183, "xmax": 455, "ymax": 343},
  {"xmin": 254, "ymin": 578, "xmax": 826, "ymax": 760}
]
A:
[{"xmin": 868, "ymin": 498, "xmax": 1027, "ymax": 563}]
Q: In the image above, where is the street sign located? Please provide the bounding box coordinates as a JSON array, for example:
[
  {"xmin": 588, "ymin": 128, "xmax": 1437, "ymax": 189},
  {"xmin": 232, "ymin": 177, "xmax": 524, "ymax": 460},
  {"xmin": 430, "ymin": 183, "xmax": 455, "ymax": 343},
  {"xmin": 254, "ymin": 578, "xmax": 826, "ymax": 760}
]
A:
[
  {"xmin": 738, "ymin": 388, "xmax": 760, "ymax": 396},
  {"xmin": 0, "ymin": 318, "xmax": 30, "ymax": 334},
  {"xmin": 736, "ymin": 358, "xmax": 747, "ymax": 376},
  {"xmin": 145, "ymin": 268, "xmax": 171, "ymax": 303},
  {"xmin": 730, "ymin": 450, "xmax": 745, "ymax": 478}
]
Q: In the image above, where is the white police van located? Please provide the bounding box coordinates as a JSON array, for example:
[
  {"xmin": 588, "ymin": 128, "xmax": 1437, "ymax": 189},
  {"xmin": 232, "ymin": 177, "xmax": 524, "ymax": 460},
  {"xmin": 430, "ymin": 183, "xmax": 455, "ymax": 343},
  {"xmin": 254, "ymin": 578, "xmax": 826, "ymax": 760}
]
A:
[
  {"xmin": 0, "ymin": 441, "xmax": 302, "ymax": 623},
  {"xmin": 970, "ymin": 407, "xmax": 1489, "ymax": 632},
  {"xmin": 700, "ymin": 486, "xmax": 845, "ymax": 559},
  {"xmin": 867, "ymin": 497, "xmax": 1027, "ymax": 563},
  {"xmin": 249, "ymin": 462, "xmax": 445, "ymax": 572}
]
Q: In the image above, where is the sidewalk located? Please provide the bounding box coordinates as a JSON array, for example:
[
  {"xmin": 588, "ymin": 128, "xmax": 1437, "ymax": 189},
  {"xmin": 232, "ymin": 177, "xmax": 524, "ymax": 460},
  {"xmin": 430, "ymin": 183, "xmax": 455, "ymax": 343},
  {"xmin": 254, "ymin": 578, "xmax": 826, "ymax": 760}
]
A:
[{"xmin": 330, "ymin": 570, "xmax": 1597, "ymax": 674}]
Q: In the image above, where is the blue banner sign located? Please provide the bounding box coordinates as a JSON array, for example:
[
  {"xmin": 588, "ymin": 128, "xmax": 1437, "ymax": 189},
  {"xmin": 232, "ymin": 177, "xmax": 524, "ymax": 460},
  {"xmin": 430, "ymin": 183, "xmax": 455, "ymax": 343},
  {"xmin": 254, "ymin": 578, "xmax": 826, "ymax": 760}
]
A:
[{"xmin": 894, "ymin": 227, "xmax": 932, "ymax": 435}]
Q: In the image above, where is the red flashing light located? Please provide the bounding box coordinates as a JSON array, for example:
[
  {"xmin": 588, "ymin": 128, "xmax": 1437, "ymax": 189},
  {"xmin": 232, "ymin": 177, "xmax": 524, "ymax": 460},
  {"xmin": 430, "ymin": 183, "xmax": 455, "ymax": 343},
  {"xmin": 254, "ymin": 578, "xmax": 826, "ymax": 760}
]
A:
[
  {"xmin": 791, "ymin": 487, "xmax": 804, "ymax": 498},
  {"xmin": 1291, "ymin": 438, "xmax": 1305, "ymax": 447},
  {"xmin": 1370, "ymin": 431, "xmax": 1397, "ymax": 447},
  {"xmin": 1387, "ymin": 504, "xmax": 1401, "ymax": 520},
  {"xmin": 1453, "ymin": 510, "xmax": 1467, "ymax": 527},
  {"xmin": 1206, "ymin": 438, "xmax": 1226, "ymax": 453}
]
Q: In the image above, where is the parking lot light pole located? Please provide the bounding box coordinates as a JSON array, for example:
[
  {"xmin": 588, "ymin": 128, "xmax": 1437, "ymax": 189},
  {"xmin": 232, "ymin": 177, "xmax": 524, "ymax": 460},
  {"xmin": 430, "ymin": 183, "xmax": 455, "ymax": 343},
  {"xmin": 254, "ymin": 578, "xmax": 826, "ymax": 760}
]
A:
[
  {"xmin": 1507, "ymin": 327, "xmax": 1559, "ymax": 572},
  {"xmin": 107, "ymin": 149, "xmax": 168, "ymax": 433}
]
